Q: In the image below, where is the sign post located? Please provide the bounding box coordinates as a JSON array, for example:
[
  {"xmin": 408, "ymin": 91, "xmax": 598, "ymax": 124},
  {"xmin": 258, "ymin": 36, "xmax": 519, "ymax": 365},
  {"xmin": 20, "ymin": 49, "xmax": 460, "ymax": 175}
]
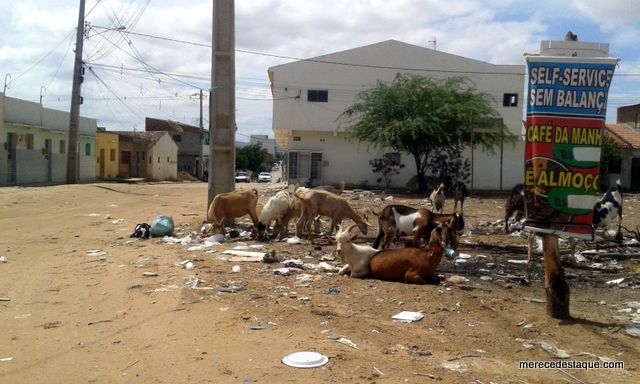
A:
[{"xmin": 524, "ymin": 39, "xmax": 618, "ymax": 318}]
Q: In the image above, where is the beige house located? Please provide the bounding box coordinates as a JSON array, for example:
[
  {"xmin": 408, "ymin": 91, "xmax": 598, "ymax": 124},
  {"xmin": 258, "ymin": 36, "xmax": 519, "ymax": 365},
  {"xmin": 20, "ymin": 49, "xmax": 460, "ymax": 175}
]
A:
[
  {"xmin": 115, "ymin": 131, "xmax": 178, "ymax": 181},
  {"xmin": 0, "ymin": 93, "xmax": 96, "ymax": 185},
  {"xmin": 268, "ymin": 40, "xmax": 525, "ymax": 191}
]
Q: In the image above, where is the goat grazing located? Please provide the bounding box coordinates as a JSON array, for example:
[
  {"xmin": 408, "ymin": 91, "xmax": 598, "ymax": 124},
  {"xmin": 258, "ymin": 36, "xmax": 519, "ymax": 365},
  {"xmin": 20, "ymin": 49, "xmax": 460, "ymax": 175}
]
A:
[
  {"xmin": 329, "ymin": 224, "xmax": 377, "ymax": 278},
  {"xmin": 369, "ymin": 221, "xmax": 452, "ymax": 284},
  {"xmin": 593, "ymin": 180, "xmax": 623, "ymax": 234},
  {"xmin": 294, "ymin": 188, "xmax": 368, "ymax": 238},
  {"xmin": 313, "ymin": 180, "xmax": 345, "ymax": 195},
  {"xmin": 207, "ymin": 189, "xmax": 259, "ymax": 235},
  {"xmin": 451, "ymin": 181, "xmax": 468, "ymax": 214},
  {"xmin": 371, "ymin": 205, "xmax": 464, "ymax": 250},
  {"xmin": 257, "ymin": 190, "xmax": 291, "ymax": 237},
  {"xmin": 429, "ymin": 183, "xmax": 446, "ymax": 213},
  {"xmin": 505, "ymin": 183, "xmax": 525, "ymax": 233}
]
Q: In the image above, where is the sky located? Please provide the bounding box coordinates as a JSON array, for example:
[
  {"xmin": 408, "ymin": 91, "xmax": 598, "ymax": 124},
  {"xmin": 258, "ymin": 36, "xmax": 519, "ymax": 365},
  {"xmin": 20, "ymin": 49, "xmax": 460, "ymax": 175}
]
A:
[{"xmin": 1, "ymin": 0, "xmax": 639, "ymax": 142}]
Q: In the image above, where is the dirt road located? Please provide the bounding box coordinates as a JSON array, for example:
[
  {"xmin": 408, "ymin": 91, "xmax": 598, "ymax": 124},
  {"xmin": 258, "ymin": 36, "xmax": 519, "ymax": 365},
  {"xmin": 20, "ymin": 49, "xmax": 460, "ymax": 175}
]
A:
[{"xmin": 1, "ymin": 182, "xmax": 638, "ymax": 383}]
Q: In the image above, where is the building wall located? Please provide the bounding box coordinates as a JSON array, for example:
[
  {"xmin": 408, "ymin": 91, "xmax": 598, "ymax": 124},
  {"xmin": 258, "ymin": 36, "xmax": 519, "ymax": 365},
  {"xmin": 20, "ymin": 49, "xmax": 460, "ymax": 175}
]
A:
[
  {"xmin": 617, "ymin": 104, "xmax": 640, "ymax": 128},
  {"xmin": 250, "ymin": 134, "xmax": 276, "ymax": 155},
  {"xmin": 96, "ymin": 132, "xmax": 120, "ymax": 179},
  {"xmin": 1, "ymin": 95, "xmax": 96, "ymax": 185},
  {"xmin": 147, "ymin": 134, "xmax": 178, "ymax": 181},
  {"xmin": 270, "ymin": 41, "xmax": 525, "ymax": 191}
]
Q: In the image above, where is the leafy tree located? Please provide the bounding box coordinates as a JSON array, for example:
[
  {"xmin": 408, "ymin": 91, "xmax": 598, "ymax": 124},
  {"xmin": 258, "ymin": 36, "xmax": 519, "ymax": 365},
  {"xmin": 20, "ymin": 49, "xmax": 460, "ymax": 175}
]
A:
[
  {"xmin": 236, "ymin": 143, "xmax": 271, "ymax": 175},
  {"xmin": 600, "ymin": 134, "xmax": 623, "ymax": 173},
  {"xmin": 427, "ymin": 146, "xmax": 471, "ymax": 187},
  {"xmin": 370, "ymin": 153, "xmax": 405, "ymax": 191},
  {"xmin": 340, "ymin": 73, "xmax": 511, "ymax": 192}
]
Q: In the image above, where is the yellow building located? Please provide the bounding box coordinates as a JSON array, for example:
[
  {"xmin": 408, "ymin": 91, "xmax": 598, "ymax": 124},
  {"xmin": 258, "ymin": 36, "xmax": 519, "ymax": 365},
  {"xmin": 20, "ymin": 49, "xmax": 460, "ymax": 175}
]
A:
[{"xmin": 96, "ymin": 131, "xmax": 119, "ymax": 180}]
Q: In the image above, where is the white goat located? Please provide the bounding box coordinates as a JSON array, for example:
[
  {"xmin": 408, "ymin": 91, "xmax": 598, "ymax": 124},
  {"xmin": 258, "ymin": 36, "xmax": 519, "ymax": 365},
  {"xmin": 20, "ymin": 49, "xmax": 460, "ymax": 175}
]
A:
[
  {"xmin": 257, "ymin": 190, "xmax": 290, "ymax": 235},
  {"xmin": 429, "ymin": 183, "xmax": 446, "ymax": 214},
  {"xmin": 329, "ymin": 224, "xmax": 377, "ymax": 278}
]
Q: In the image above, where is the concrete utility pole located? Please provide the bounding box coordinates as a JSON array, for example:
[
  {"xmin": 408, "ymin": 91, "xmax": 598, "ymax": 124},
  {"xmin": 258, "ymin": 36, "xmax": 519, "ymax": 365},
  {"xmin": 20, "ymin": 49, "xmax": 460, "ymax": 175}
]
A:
[
  {"xmin": 198, "ymin": 88, "xmax": 204, "ymax": 181},
  {"xmin": 208, "ymin": 0, "xmax": 236, "ymax": 206},
  {"xmin": 67, "ymin": 0, "xmax": 86, "ymax": 184}
]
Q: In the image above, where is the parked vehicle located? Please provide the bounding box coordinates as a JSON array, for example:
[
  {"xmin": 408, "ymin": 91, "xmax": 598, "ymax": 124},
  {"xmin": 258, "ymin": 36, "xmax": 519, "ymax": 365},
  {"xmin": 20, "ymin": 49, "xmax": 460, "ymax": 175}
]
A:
[
  {"xmin": 235, "ymin": 171, "xmax": 250, "ymax": 183},
  {"xmin": 258, "ymin": 172, "xmax": 272, "ymax": 183}
]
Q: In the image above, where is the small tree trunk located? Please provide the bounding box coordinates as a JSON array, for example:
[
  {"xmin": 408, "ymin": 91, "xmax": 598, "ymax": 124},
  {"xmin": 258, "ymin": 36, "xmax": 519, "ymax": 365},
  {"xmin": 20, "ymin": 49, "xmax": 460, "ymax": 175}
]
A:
[
  {"xmin": 413, "ymin": 153, "xmax": 428, "ymax": 192},
  {"xmin": 543, "ymin": 234, "xmax": 570, "ymax": 319}
]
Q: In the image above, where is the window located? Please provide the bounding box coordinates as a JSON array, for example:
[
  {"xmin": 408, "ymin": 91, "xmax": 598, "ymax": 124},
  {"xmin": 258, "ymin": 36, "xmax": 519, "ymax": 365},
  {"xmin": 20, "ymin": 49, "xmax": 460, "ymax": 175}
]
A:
[
  {"xmin": 288, "ymin": 152, "xmax": 298, "ymax": 179},
  {"xmin": 292, "ymin": 136, "xmax": 301, "ymax": 142},
  {"xmin": 385, "ymin": 152, "xmax": 402, "ymax": 166},
  {"xmin": 307, "ymin": 90, "xmax": 328, "ymax": 102},
  {"xmin": 158, "ymin": 157, "xmax": 160, "ymax": 163},
  {"xmin": 167, "ymin": 156, "xmax": 170, "ymax": 163},
  {"xmin": 121, "ymin": 151, "xmax": 131, "ymax": 164},
  {"xmin": 139, "ymin": 151, "xmax": 145, "ymax": 161},
  {"xmin": 85, "ymin": 143, "xmax": 91, "ymax": 155},
  {"xmin": 310, "ymin": 153, "xmax": 322, "ymax": 180},
  {"xmin": 60, "ymin": 140, "xmax": 66, "ymax": 154},
  {"xmin": 110, "ymin": 149, "xmax": 115, "ymax": 161},
  {"xmin": 24, "ymin": 134, "xmax": 34, "ymax": 150},
  {"xmin": 503, "ymin": 93, "xmax": 518, "ymax": 107}
]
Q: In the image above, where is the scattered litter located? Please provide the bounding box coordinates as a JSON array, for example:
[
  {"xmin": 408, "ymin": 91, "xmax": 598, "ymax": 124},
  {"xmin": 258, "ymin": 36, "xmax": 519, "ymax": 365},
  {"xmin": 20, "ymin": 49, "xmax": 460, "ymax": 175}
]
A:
[
  {"xmin": 184, "ymin": 278, "xmax": 200, "ymax": 289},
  {"xmin": 273, "ymin": 268, "xmax": 291, "ymax": 276},
  {"xmin": 539, "ymin": 341, "xmax": 570, "ymax": 359},
  {"xmin": 0, "ymin": 298, "xmax": 10, "ymax": 302},
  {"xmin": 84, "ymin": 213, "xmax": 101, "ymax": 217},
  {"xmin": 373, "ymin": 367, "xmax": 385, "ymax": 376},
  {"xmin": 231, "ymin": 265, "xmax": 241, "ymax": 273},
  {"xmin": 142, "ymin": 272, "xmax": 158, "ymax": 277},
  {"xmin": 457, "ymin": 253, "xmax": 472, "ymax": 259},
  {"xmin": 249, "ymin": 244, "xmax": 265, "ymax": 249},
  {"xmin": 522, "ymin": 297, "xmax": 545, "ymax": 303},
  {"xmin": 508, "ymin": 259, "xmax": 528, "ymax": 265},
  {"xmin": 327, "ymin": 287, "xmax": 340, "ymax": 295},
  {"xmin": 283, "ymin": 259, "xmax": 304, "ymax": 269},
  {"xmin": 392, "ymin": 311, "xmax": 424, "ymax": 323},
  {"xmin": 606, "ymin": 278, "xmax": 625, "ymax": 285},
  {"xmin": 444, "ymin": 248, "xmax": 455, "ymax": 259},
  {"xmin": 184, "ymin": 262, "xmax": 195, "ymax": 270},
  {"xmin": 281, "ymin": 351, "xmax": 329, "ymax": 368},
  {"xmin": 14, "ymin": 313, "xmax": 31, "ymax": 319},
  {"xmin": 446, "ymin": 275, "xmax": 469, "ymax": 285},
  {"xmin": 233, "ymin": 243, "xmax": 251, "ymax": 250},
  {"xmin": 319, "ymin": 262, "xmax": 339, "ymax": 272},
  {"xmin": 87, "ymin": 250, "xmax": 107, "ymax": 257},
  {"xmin": 286, "ymin": 236, "xmax": 302, "ymax": 245},
  {"xmin": 295, "ymin": 274, "xmax": 313, "ymax": 285},
  {"xmin": 454, "ymin": 258, "xmax": 468, "ymax": 266},
  {"xmin": 0, "ymin": 357, "xmax": 13, "ymax": 362},
  {"xmin": 480, "ymin": 276, "xmax": 493, "ymax": 281},
  {"xmin": 262, "ymin": 250, "xmax": 279, "ymax": 264},
  {"xmin": 111, "ymin": 219, "xmax": 125, "ymax": 224},
  {"xmin": 441, "ymin": 361, "xmax": 467, "ymax": 373},
  {"xmin": 218, "ymin": 285, "xmax": 245, "ymax": 293},
  {"xmin": 187, "ymin": 242, "xmax": 219, "ymax": 252},
  {"xmin": 200, "ymin": 223, "xmax": 213, "ymax": 234},
  {"xmin": 0, "ymin": 256, "xmax": 6, "ymax": 263},
  {"xmin": 384, "ymin": 195, "xmax": 394, "ymax": 201},
  {"xmin": 626, "ymin": 324, "xmax": 640, "ymax": 338},
  {"xmin": 150, "ymin": 215, "xmax": 175, "ymax": 237},
  {"xmin": 335, "ymin": 337, "xmax": 359, "ymax": 349},
  {"xmin": 249, "ymin": 323, "xmax": 275, "ymax": 330},
  {"xmin": 223, "ymin": 250, "xmax": 266, "ymax": 262},
  {"xmin": 206, "ymin": 234, "xmax": 225, "ymax": 243}
]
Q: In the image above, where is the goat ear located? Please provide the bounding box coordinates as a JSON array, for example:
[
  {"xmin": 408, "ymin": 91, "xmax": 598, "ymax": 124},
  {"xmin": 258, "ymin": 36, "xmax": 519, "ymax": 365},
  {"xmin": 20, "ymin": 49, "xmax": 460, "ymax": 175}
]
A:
[
  {"xmin": 351, "ymin": 234, "xmax": 358, "ymax": 241},
  {"xmin": 328, "ymin": 236, "xmax": 336, "ymax": 243}
]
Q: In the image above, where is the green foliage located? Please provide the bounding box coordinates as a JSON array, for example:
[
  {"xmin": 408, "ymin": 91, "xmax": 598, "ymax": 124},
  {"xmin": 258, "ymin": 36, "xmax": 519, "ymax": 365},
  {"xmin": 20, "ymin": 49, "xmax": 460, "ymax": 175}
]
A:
[
  {"xmin": 369, "ymin": 154, "xmax": 405, "ymax": 190},
  {"xmin": 428, "ymin": 146, "xmax": 471, "ymax": 186},
  {"xmin": 236, "ymin": 143, "xmax": 271, "ymax": 174},
  {"xmin": 600, "ymin": 135, "xmax": 623, "ymax": 173},
  {"xmin": 339, "ymin": 73, "xmax": 512, "ymax": 192}
]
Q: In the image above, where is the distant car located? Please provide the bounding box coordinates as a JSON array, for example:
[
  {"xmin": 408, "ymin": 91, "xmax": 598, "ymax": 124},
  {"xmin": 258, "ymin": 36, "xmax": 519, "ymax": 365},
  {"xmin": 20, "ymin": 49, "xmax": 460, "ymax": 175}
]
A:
[
  {"xmin": 235, "ymin": 171, "xmax": 250, "ymax": 183},
  {"xmin": 258, "ymin": 172, "xmax": 272, "ymax": 183}
]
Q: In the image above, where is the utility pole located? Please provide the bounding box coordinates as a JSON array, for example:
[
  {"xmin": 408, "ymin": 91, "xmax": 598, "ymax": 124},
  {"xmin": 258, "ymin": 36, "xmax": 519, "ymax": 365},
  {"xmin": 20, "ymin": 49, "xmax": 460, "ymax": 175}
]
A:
[
  {"xmin": 198, "ymin": 88, "xmax": 204, "ymax": 181},
  {"xmin": 208, "ymin": 0, "xmax": 236, "ymax": 207},
  {"xmin": 67, "ymin": 0, "xmax": 86, "ymax": 184}
]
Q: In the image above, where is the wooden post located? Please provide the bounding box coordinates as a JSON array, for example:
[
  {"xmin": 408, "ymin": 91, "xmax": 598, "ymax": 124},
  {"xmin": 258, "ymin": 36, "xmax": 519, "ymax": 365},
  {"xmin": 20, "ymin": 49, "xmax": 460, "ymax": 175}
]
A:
[{"xmin": 542, "ymin": 234, "xmax": 570, "ymax": 319}]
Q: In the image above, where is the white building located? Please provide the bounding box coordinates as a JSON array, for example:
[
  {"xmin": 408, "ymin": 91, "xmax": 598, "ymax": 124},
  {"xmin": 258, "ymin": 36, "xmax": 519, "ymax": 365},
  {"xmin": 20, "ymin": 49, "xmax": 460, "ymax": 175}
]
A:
[
  {"xmin": 268, "ymin": 40, "xmax": 525, "ymax": 191},
  {"xmin": 0, "ymin": 93, "xmax": 96, "ymax": 185},
  {"xmin": 249, "ymin": 134, "xmax": 276, "ymax": 156}
]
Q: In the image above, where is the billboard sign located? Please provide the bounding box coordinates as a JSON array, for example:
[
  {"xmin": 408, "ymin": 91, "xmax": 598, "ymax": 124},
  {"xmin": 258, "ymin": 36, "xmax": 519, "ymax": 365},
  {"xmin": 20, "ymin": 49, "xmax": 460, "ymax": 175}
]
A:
[{"xmin": 524, "ymin": 55, "xmax": 617, "ymax": 239}]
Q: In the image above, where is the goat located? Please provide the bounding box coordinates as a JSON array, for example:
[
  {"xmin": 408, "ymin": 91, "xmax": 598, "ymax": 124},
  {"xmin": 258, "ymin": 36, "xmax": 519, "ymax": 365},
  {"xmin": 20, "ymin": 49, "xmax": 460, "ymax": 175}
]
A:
[
  {"xmin": 313, "ymin": 180, "xmax": 345, "ymax": 195},
  {"xmin": 207, "ymin": 189, "xmax": 259, "ymax": 235},
  {"xmin": 429, "ymin": 183, "xmax": 446, "ymax": 213},
  {"xmin": 371, "ymin": 204, "xmax": 464, "ymax": 250},
  {"xmin": 329, "ymin": 224, "xmax": 377, "ymax": 278},
  {"xmin": 276, "ymin": 197, "xmax": 320, "ymax": 239},
  {"xmin": 505, "ymin": 183, "xmax": 525, "ymax": 233},
  {"xmin": 593, "ymin": 180, "xmax": 623, "ymax": 235},
  {"xmin": 294, "ymin": 188, "xmax": 368, "ymax": 239},
  {"xmin": 256, "ymin": 190, "xmax": 290, "ymax": 237},
  {"xmin": 369, "ymin": 220, "xmax": 452, "ymax": 284},
  {"xmin": 451, "ymin": 181, "xmax": 468, "ymax": 214}
]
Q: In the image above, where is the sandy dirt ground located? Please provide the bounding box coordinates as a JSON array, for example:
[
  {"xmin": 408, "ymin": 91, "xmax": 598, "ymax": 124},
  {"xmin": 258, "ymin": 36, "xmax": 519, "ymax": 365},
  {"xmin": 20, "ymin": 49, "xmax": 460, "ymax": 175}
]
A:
[{"xmin": 1, "ymin": 180, "xmax": 639, "ymax": 384}]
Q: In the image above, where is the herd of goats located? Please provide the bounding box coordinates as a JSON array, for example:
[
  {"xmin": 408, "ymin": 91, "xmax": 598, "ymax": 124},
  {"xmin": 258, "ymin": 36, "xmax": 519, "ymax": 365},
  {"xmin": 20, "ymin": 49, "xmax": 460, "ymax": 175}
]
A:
[{"xmin": 203, "ymin": 179, "xmax": 624, "ymax": 285}]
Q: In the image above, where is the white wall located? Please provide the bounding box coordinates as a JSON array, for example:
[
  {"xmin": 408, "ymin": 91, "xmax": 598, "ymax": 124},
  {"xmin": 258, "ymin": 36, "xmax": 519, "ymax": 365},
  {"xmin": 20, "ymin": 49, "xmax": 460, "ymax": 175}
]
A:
[{"xmin": 148, "ymin": 134, "xmax": 178, "ymax": 180}]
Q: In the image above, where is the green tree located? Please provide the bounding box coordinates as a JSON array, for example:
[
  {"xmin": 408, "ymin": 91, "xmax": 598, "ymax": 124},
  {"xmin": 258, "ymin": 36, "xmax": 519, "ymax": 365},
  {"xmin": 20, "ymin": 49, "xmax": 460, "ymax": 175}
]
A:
[
  {"xmin": 339, "ymin": 73, "xmax": 511, "ymax": 192},
  {"xmin": 236, "ymin": 143, "xmax": 271, "ymax": 175}
]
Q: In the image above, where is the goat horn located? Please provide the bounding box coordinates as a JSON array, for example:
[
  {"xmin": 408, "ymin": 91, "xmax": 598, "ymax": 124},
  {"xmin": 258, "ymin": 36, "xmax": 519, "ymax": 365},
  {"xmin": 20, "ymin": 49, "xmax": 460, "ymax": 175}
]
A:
[{"xmin": 346, "ymin": 223, "xmax": 358, "ymax": 233}]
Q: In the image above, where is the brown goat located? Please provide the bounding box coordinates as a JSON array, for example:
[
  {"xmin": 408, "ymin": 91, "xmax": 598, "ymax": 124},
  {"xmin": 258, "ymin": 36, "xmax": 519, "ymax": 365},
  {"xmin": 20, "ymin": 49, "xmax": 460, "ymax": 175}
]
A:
[
  {"xmin": 505, "ymin": 183, "xmax": 525, "ymax": 233},
  {"xmin": 369, "ymin": 221, "xmax": 450, "ymax": 284},
  {"xmin": 206, "ymin": 189, "xmax": 259, "ymax": 235},
  {"xmin": 451, "ymin": 181, "xmax": 468, "ymax": 214},
  {"xmin": 294, "ymin": 188, "xmax": 368, "ymax": 238}
]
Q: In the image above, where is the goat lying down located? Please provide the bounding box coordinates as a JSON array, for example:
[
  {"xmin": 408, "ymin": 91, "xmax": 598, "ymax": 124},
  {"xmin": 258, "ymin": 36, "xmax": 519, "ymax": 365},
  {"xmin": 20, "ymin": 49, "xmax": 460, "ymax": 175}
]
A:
[
  {"xmin": 371, "ymin": 204, "xmax": 464, "ymax": 250},
  {"xmin": 369, "ymin": 220, "xmax": 454, "ymax": 284},
  {"xmin": 330, "ymin": 224, "xmax": 377, "ymax": 278}
]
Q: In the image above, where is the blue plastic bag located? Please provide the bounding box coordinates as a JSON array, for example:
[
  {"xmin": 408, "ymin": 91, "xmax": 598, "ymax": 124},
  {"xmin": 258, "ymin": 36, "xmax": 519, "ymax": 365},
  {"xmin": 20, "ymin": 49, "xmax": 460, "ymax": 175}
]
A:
[{"xmin": 150, "ymin": 215, "xmax": 175, "ymax": 237}]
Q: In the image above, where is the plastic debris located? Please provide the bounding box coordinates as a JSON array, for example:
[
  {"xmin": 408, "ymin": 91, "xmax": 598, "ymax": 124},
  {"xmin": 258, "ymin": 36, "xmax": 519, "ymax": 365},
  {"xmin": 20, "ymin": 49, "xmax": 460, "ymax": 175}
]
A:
[
  {"xmin": 446, "ymin": 275, "xmax": 469, "ymax": 285},
  {"xmin": 0, "ymin": 357, "xmax": 13, "ymax": 362},
  {"xmin": 286, "ymin": 236, "xmax": 302, "ymax": 244},
  {"xmin": 281, "ymin": 351, "xmax": 329, "ymax": 368},
  {"xmin": 283, "ymin": 259, "xmax": 304, "ymax": 269},
  {"xmin": 392, "ymin": 311, "xmax": 424, "ymax": 323},
  {"xmin": 626, "ymin": 324, "xmax": 640, "ymax": 338},
  {"xmin": 142, "ymin": 272, "xmax": 158, "ymax": 277},
  {"xmin": 335, "ymin": 337, "xmax": 359, "ymax": 349},
  {"xmin": 232, "ymin": 265, "xmax": 241, "ymax": 273},
  {"xmin": 0, "ymin": 256, "xmax": 7, "ymax": 263},
  {"xmin": 274, "ymin": 268, "xmax": 291, "ymax": 276},
  {"xmin": 184, "ymin": 262, "xmax": 195, "ymax": 270},
  {"xmin": 606, "ymin": 278, "xmax": 625, "ymax": 285},
  {"xmin": 87, "ymin": 250, "xmax": 107, "ymax": 257},
  {"xmin": 150, "ymin": 215, "xmax": 175, "ymax": 237},
  {"xmin": 539, "ymin": 341, "xmax": 570, "ymax": 359},
  {"xmin": 441, "ymin": 362, "xmax": 467, "ymax": 373},
  {"xmin": 508, "ymin": 259, "xmax": 528, "ymax": 265}
]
